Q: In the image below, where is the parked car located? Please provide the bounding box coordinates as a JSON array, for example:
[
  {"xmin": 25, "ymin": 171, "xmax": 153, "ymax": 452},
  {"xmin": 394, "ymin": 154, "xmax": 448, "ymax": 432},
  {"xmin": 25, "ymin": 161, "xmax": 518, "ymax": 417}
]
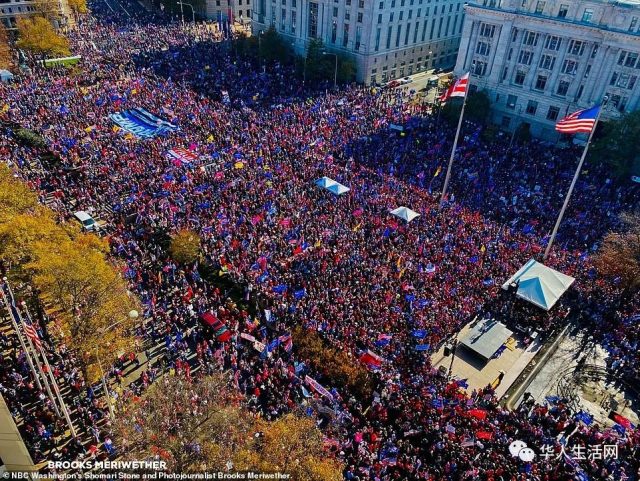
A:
[{"xmin": 73, "ymin": 211, "xmax": 98, "ymax": 231}]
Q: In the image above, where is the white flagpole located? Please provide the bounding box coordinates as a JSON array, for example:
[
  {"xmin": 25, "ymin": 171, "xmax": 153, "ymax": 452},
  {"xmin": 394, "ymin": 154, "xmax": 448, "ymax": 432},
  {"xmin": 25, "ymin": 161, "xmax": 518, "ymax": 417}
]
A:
[
  {"xmin": 543, "ymin": 100, "xmax": 606, "ymax": 260},
  {"xmin": 440, "ymin": 76, "xmax": 470, "ymax": 206},
  {"xmin": 0, "ymin": 279, "xmax": 43, "ymax": 392}
]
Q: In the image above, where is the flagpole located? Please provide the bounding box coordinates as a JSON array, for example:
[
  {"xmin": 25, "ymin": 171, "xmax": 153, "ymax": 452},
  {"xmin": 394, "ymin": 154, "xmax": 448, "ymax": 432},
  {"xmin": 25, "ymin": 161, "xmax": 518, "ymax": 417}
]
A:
[
  {"xmin": 440, "ymin": 77, "xmax": 470, "ymax": 206},
  {"xmin": 543, "ymin": 99, "xmax": 606, "ymax": 260},
  {"xmin": 0, "ymin": 279, "xmax": 43, "ymax": 392}
]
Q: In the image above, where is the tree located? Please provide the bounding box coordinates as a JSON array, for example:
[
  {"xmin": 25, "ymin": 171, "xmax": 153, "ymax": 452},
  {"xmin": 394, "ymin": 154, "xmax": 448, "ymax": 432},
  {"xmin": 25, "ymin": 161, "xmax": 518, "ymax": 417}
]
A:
[
  {"xmin": 67, "ymin": 0, "xmax": 88, "ymax": 14},
  {"xmin": 292, "ymin": 326, "xmax": 372, "ymax": 399},
  {"xmin": 336, "ymin": 56, "xmax": 356, "ymax": 85},
  {"xmin": 593, "ymin": 212, "xmax": 640, "ymax": 297},
  {"xmin": 591, "ymin": 110, "xmax": 640, "ymax": 178},
  {"xmin": 16, "ymin": 17, "xmax": 70, "ymax": 58},
  {"xmin": 26, "ymin": 235, "xmax": 140, "ymax": 382},
  {"xmin": 259, "ymin": 26, "xmax": 291, "ymax": 65},
  {"xmin": 0, "ymin": 25, "xmax": 12, "ymax": 70},
  {"xmin": 441, "ymin": 91, "xmax": 491, "ymax": 125},
  {"xmin": 235, "ymin": 414, "xmax": 343, "ymax": 481},
  {"xmin": 0, "ymin": 164, "xmax": 39, "ymax": 223},
  {"xmin": 114, "ymin": 374, "xmax": 342, "ymax": 480},
  {"xmin": 169, "ymin": 229, "xmax": 201, "ymax": 264}
]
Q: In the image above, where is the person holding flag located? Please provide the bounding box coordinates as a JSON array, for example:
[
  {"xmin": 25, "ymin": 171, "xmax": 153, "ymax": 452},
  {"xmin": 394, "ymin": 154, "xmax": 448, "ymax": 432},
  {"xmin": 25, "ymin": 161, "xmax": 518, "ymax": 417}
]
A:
[
  {"xmin": 438, "ymin": 73, "xmax": 470, "ymax": 206},
  {"xmin": 544, "ymin": 101, "xmax": 605, "ymax": 259}
]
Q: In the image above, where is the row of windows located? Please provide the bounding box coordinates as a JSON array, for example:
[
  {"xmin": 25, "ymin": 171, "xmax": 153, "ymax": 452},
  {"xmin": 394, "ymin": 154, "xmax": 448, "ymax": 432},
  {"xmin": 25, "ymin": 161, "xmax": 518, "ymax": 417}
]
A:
[
  {"xmin": 375, "ymin": 13, "xmax": 461, "ymax": 51},
  {"xmin": 376, "ymin": 5, "xmax": 458, "ymax": 24},
  {"xmin": 375, "ymin": 0, "xmax": 462, "ymax": 9},
  {"xmin": 617, "ymin": 51, "xmax": 640, "ymax": 70}
]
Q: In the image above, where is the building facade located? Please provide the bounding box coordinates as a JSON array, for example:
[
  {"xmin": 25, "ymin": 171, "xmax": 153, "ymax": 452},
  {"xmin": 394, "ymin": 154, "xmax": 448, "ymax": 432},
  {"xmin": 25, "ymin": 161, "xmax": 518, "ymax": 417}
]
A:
[
  {"xmin": 206, "ymin": 0, "xmax": 252, "ymax": 26},
  {"xmin": 454, "ymin": 0, "xmax": 640, "ymax": 139},
  {"xmin": 0, "ymin": 0, "xmax": 38, "ymax": 29},
  {"xmin": 252, "ymin": 0, "xmax": 465, "ymax": 84}
]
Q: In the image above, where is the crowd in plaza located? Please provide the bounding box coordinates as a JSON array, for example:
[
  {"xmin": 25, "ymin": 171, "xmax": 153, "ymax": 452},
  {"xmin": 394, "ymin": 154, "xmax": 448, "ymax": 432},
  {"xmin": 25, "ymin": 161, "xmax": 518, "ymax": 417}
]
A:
[{"xmin": 0, "ymin": 1, "xmax": 639, "ymax": 479}]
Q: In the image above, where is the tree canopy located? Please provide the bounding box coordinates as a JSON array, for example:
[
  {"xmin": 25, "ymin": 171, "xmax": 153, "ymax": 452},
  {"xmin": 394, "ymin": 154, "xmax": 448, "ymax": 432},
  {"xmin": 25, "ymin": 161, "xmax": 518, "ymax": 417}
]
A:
[
  {"xmin": 169, "ymin": 228, "xmax": 202, "ymax": 264},
  {"xmin": 114, "ymin": 373, "xmax": 343, "ymax": 480},
  {"xmin": 16, "ymin": 16, "xmax": 70, "ymax": 57},
  {"xmin": 441, "ymin": 90, "xmax": 491, "ymax": 125},
  {"xmin": 0, "ymin": 25, "xmax": 11, "ymax": 70},
  {"xmin": 591, "ymin": 110, "xmax": 640, "ymax": 178},
  {"xmin": 594, "ymin": 211, "xmax": 640, "ymax": 296}
]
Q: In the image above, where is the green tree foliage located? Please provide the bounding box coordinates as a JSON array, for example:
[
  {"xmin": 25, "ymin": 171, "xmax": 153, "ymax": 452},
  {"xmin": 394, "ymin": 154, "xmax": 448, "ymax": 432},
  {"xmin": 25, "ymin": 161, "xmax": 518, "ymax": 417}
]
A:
[
  {"xmin": 591, "ymin": 110, "xmax": 640, "ymax": 178},
  {"xmin": 441, "ymin": 90, "xmax": 491, "ymax": 125},
  {"xmin": 302, "ymin": 38, "xmax": 355, "ymax": 85},
  {"xmin": 258, "ymin": 26, "xmax": 292, "ymax": 65}
]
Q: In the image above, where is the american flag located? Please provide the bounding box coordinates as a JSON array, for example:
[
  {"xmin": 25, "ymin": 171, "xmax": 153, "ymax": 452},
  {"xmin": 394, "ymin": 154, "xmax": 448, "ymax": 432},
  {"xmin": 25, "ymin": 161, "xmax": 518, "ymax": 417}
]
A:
[
  {"xmin": 555, "ymin": 104, "xmax": 601, "ymax": 134},
  {"xmin": 439, "ymin": 73, "xmax": 470, "ymax": 103},
  {"xmin": 22, "ymin": 311, "xmax": 43, "ymax": 350}
]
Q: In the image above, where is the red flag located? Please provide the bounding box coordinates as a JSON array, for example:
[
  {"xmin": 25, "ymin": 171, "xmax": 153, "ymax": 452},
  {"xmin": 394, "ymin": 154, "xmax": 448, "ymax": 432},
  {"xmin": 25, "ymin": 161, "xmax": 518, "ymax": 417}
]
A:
[
  {"xmin": 468, "ymin": 409, "xmax": 487, "ymax": 420},
  {"xmin": 439, "ymin": 73, "xmax": 470, "ymax": 103},
  {"xmin": 476, "ymin": 431, "xmax": 493, "ymax": 440}
]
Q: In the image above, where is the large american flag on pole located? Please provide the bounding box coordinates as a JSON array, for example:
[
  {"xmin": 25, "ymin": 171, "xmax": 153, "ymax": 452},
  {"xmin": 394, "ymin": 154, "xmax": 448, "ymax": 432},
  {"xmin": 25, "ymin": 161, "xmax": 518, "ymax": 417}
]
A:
[
  {"xmin": 555, "ymin": 104, "xmax": 601, "ymax": 134},
  {"xmin": 22, "ymin": 312, "xmax": 43, "ymax": 350},
  {"xmin": 439, "ymin": 73, "xmax": 470, "ymax": 103}
]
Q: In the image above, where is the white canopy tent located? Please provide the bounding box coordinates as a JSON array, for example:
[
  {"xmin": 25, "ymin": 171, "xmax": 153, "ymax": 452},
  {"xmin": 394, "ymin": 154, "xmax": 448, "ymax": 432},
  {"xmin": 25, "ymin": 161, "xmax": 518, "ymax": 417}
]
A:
[
  {"xmin": 502, "ymin": 259, "xmax": 575, "ymax": 311},
  {"xmin": 390, "ymin": 206, "xmax": 420, "ymax": 223},
  {"xmin": 0, "ymin": 70, "xmax": 14, "ymax": 82},
  {"xmin": 315, "ymin": 177, "xmax": 350, "ymax": 195}
]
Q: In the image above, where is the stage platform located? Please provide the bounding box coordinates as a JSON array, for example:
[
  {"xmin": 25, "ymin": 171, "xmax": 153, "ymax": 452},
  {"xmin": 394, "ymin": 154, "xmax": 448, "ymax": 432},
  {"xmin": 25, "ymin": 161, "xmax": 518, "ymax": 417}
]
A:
[{"xmin": 459, "ymin": 319, "xmax": 513, "ymax": 361}]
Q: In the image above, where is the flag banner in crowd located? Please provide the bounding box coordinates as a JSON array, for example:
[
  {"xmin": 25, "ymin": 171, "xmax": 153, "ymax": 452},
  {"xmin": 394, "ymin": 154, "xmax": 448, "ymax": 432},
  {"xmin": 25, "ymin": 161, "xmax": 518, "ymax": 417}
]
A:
[
  {"xmin": 221, "ymin": 90, "xmax": 231, "ymax": 104},
  {"xmin": 575, "ymin": 411, "xmax": 594, "ymax": 426},
  {"xmin": 253, "ymin": 340, "xmax": 265, "ymax": 353},
  {"xmin": 168, "ymin": 148, "xmax": 198, "ymax": 164},
  {"xmin": 389, "ymin": 123, "xmax": 404, "ymax": 132},
  {"xmin": 468, "ymin": 409, "xmax": 488, "ymax": 420},
  {"xmin": 277, "ymin": 333, "xmax": 293, "ymax": 353},
  {"xmin": 240, "ymin": 332, "xmax": 257, "ymax": 343},
  {"xmin": 439, "ymin": 73, "xmax": 469, "ymax": 103},
  {"xmin": 476, "ymin": 431, "xmax": 493, "ymax": 440},
  {"xmin": 414, "ymin": 344, "xmax": 430, "ymax": 351},
  {"xmin": 609, "ymin": 412, "xmax": 635, "ymax": 430},
  {"xmin": 359, "ymin": 349, "xmax": 383, "ymax": 370},
  {"xmin": 555, "ymin": 104, "xmax": 600, "ymax": 134},
  {"xmin": 304, "ymin": 375, "xmax": 334, "ymax": 400},
  {"xmin": 110, "ymin": 108, "xmax": 178, "ymax": 138},
  {"xmin": 375, "ymin": 333, "xmax": 392, "ymax": 347}
]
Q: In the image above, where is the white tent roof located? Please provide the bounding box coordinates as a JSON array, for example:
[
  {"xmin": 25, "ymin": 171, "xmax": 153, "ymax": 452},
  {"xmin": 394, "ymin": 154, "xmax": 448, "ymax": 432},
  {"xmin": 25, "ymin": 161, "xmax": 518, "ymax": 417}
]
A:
[
  {"xmin": 502, "ymin": 259, "xmax": 575, "ymax": 311},
  {"xmin": 315, "ymin": 176, "xmax": 337, "ymax": 188},
  {"xmin": 390, "ymin": 206, "xmax": 420, "ymax": 222},
  {"xmin": 315, "ymin": 177, "xmax": 350, "ymax": 195},
  {"xmin": 0, "ymin": 70, "xmax": 14, "ymax": 82}
]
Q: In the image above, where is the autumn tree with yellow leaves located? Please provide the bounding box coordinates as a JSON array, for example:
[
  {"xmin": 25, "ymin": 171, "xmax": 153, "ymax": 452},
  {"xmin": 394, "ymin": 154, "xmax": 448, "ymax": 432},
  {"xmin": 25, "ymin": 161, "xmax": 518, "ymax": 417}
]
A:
[
  {"xmin": 169, "ymin": 228, "xmax": 202, "ymax": 264},
  {"xmin": 0, "ymin": 165, "xmax": 139, "ymax": 383},
  {"xmin": 16, "ymin": 17, "xmax": 70, "ymax": 57},
  {"xmin": 67, "ymin": 0, "xmax": 89, "ymax": 14},
  {"xmin": 113, "ymin": 374, "xmax": 343, "ymax": 480},
  {"xmin": 0, "ymin": 25, "xmax": 12, "ymax": 70}
]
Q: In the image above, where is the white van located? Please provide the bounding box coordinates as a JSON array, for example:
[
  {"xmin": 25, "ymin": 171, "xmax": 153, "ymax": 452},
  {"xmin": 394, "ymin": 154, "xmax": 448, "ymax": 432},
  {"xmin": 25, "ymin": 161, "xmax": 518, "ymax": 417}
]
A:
[{"xmin": 74, "ymin": 211, "xmax": 98, "ymax": 231}]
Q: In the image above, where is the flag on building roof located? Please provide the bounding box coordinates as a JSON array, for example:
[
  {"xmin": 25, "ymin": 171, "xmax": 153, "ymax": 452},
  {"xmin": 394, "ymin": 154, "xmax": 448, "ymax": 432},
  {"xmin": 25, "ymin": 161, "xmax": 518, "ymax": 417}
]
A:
[
  {"xmin": 439, "ymin": 73, "xmax": 469, "ymax": 103},
  {"xmin": 555, "ymin": 104, "xmax": 600, "ymax": 134}
]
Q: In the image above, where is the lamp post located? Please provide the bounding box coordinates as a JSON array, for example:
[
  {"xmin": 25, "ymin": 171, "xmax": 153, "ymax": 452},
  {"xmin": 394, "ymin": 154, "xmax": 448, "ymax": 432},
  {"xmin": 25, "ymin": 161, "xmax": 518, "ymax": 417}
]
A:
[
  {"xmin": 95, "ymin": 309, "xmax": 139, "ymax": 421},
  {"xmin": 322, "ymin": 51, "xmax": 338, "ymax": 89},
  {"xmin": 177, "ymin": 0, "xmax": 184, "ymax": 24},
  {"xmin": 177, "ymin": 1, "xmax": 195, "ymax": 23}
]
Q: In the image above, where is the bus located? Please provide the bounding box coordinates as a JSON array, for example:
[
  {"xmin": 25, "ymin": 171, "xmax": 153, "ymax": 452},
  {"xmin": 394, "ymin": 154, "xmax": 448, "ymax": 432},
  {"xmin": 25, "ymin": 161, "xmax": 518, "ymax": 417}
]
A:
[{"xmin": 40, "ymin": 56, "xmax": 82, "ymax": 68}]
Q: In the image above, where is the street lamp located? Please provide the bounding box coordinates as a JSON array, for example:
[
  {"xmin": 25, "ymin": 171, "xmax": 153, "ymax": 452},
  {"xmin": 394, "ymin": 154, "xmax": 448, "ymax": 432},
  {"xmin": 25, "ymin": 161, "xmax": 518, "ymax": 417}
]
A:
[
  {"xmin": 177, "ymin": 1, "xmax": 195, "ymax": 23},
  {"xmin": 322, "ymin": 51, "xmax": 338, "ymax": 89},
  {"xmin": 95, "ymin": 309, "xmax": 139, "ymax": 421}
]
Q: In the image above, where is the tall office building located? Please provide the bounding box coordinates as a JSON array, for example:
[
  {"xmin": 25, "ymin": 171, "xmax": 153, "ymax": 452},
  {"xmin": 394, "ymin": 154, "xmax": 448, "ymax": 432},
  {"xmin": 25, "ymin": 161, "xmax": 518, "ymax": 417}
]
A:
[
  {"xmin": 252, "ymin": 0, "xmax": 465, "ymax": 84},
  {"xmin": 454, "ymin": 0, "xmax": 640, "ymax": 139}
]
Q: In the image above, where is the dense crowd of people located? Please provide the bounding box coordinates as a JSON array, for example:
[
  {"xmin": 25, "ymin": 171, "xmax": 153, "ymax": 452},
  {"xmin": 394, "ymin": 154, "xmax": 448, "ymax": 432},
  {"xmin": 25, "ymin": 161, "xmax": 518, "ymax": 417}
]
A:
[{"xmin": 0, "ymin": 0, "xmax": 638, "ymax": 479}]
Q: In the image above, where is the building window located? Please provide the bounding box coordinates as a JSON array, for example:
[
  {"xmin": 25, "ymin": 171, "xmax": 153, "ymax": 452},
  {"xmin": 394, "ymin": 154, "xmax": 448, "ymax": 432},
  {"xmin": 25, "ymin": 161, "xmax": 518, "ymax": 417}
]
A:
[
  {"xmin": 396, "ymin": 24, "xmax": 402, "ymax": 47},
  {"xmin": 547, "ymin": 106, "xmax": 559, "ymax": 121},
  {"xmin": 539, "ymin": 54, "xmax": 556, "ymax": 70},
  {"xmin": 378, "ymin": 13, "xmax": 382, "ymax": 23},
  {"xmin": 561, "ymin": 59, "xmax": 578, "ymax": 75},
  {"xmin": 591, "ymin": 45, "xmax": 598, "ymax": 59},
  {"xmin": 610, "ymin": 71, "xmax": 618, "ymax": 86},
  {"xmin": 514, "ymin": 69, "xmax": 526, "ymax": 85},
  {"xmin": 582, "ymin": 8, "xmax": 593, "ymax": 23},
  {"xmin": 476, "ymin": 41, "xmax": 490, "ymax": 56},
  {"xmin": 404, "ymin": 23, "xmax": 410, "ymax": 45},
  {"xmin": 567, "ymin": 40, "xmax": 585, "ymax": 56},
  {"xmin": 518, "ymin": 50, "xmax": 533, "ymax": 65},
  {"xmin": 356, "ymin": 25, "xmax": 362, "ymax": 50},
  {"xmin": 471, "ymin": 59, "xmax": 487, "ymax": 76},
  {"xmin": 281, "ymin": 8, "xmax": 286, "ymax": 30},
  {"xmin": 359, "ymin": 0, "xmax": 364, "ymax": 6},
  {"xmin": 501, "ymin": 116, "xmax": 511, "ymax": 128},
  {"xmin": 522, "ymin": 31, "xmax": 539, "ymax": 46},
  {"xmin": 534, "ymin": 74, "xmax": 547, "ymax": 90},
  {"xmin": 584, "ymin": 64, "xmax": 591, "ymax": 78},
  {"xmin": 291, "ymin": 10, "xmax": 296, "ymax": 33},
  {"xmin": 526, "ymin": 100, "xmax": 538, "ymax": 115},
  {"xmin": 631, "ymin": 16, "xmax": 638, "ymax": 32},
  {"xmin": 389, "ymin": 12, "xmax": 393, "ymax": 21},
  {"xmin": 625, "ymin": 52, "xmax": 638, "ymax": 68},
  {"xmin": 357, "ymin": 12, "xmax": 363, "ymax": 22},
  {"xmin": 511, "ymin": 28, "xmax": 518, "ymax": 42},
  {"xmin": 375, "ymin": 27, "xmax": 381, "ymax": 51},
  {"xmin": 333, "ymin": 7, "xmax": 337, "ymax": 16},
  {"xmin": 331, "ymin": 20, "xmax": 337, "ymax": 42},
  {"xmin": 479, "ymin": 23, "xmax": 496, "ymax": 38},
  {"xmin": 386, "ymin": 25, "xmax": 392, "ymax": 49},
  {"xmin": 399, "ymin": 11, "xmax": 403, "ymax": 20},
  {"xmin": 556, "ymin": 80, "xmax": 570, "ymax": 95},
  {"xmin": 544, "ymin": 35, "xmax": 561, "ymax": 51},
  {"xmin": 308, "ymin": 2, "xmax": 318, "ymax": 37},
  {"xmin": 558, "ymin": 3, "xmax": 568, "ymax": 18},
  {"xmin": 506, "ymin": 94, "xmax": 517, "ymax": 109},
  {"xmin": 535, "ymin": 1, "xmax": 545, "ymax": 14},
  {"xmin": 343, "ymin": 23, "xmax": 349, "ymax": 47},
  {"xmin": 617, "ymin": 73, "xmax": 631, "ymax": 88}
]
